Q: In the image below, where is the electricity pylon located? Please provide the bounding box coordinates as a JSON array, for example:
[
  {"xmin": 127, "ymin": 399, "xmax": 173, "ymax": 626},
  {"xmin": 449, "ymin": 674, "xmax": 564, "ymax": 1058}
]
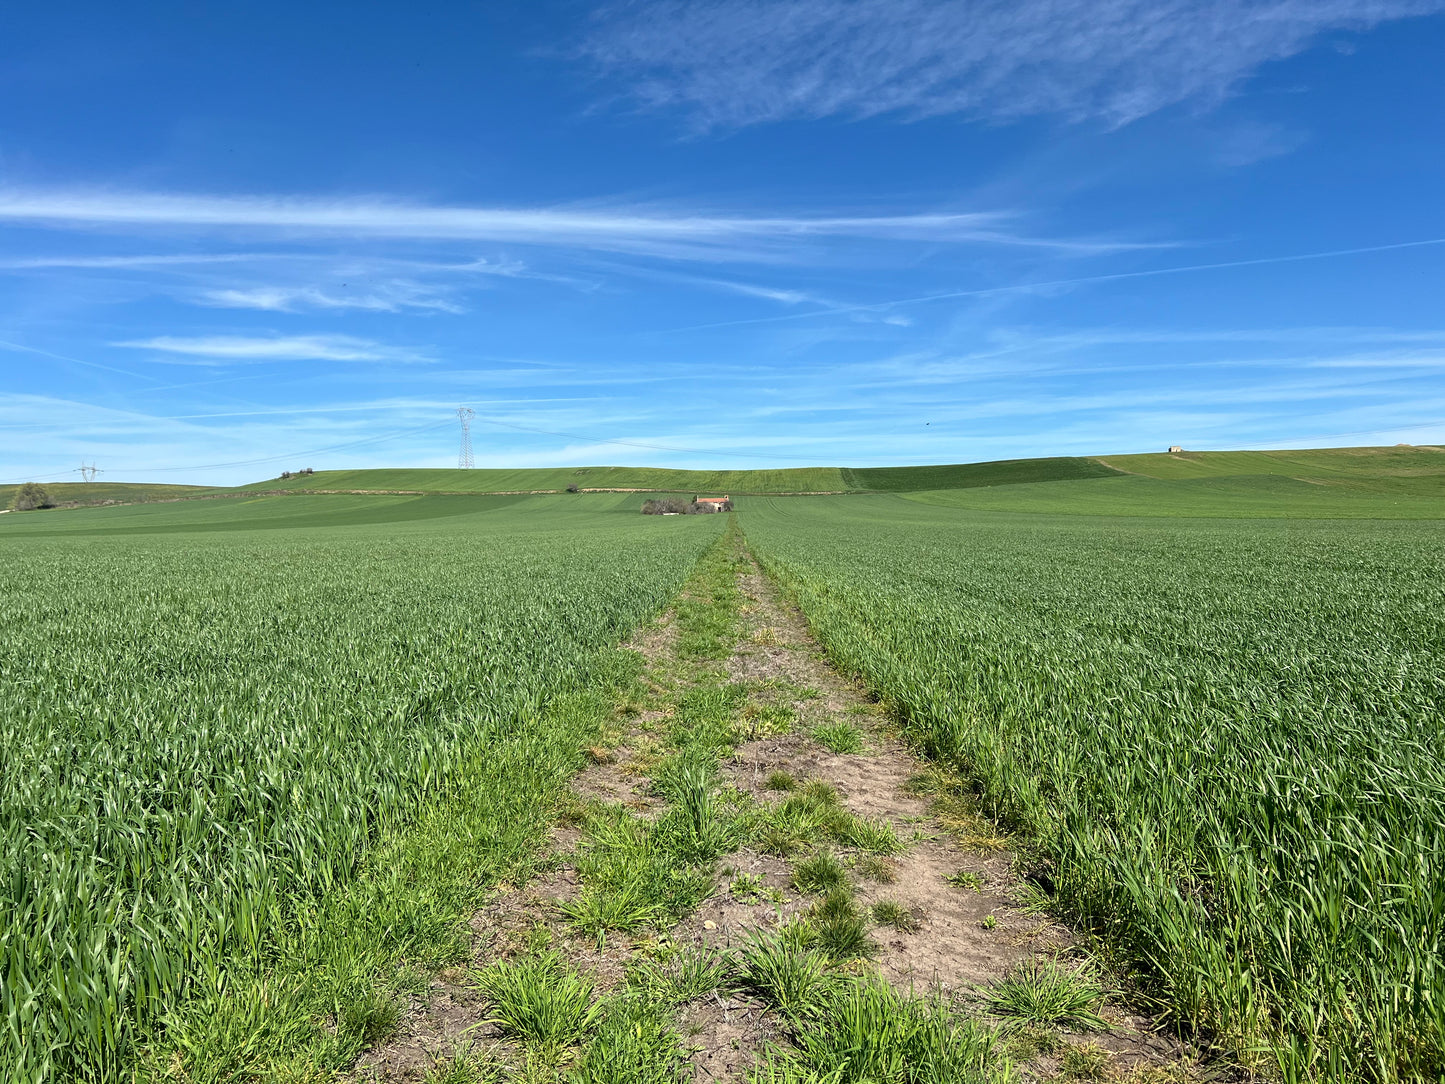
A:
[{"xmin": 456, "ymin": 407, "xmax": 475, "ymax": 469}]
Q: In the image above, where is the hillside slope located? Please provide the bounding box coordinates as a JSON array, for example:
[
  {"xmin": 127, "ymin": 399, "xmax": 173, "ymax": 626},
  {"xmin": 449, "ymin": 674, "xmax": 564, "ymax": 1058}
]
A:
[
  {"xmin": 235, "ymin": 466, "xmax": 850, "ymax": 494},
  {"xmin": 0, "ymin": 481, "xmax": 215, "ymax": 508},
  {"xmin": 1098, "ymin": 445, "xmax": 1445, "ymax": 490},
  {"xmin": 239, "ymin": 458, "xmax": 1125, "ymax": 495},
  {"xmin": 844, "ymin": 456, "xmax": 1122, "ymax": 492},
  {"xmin": 902, "ymin": 472, "xmax": 1445, "ymax": 518},
  {"xmin": 89, "ymin": 444, "xmax": 1442, "ymax": 502}
]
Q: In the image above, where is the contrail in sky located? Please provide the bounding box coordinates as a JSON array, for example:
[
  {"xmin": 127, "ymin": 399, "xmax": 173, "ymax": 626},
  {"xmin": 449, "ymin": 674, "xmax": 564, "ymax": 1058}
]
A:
[{"xmin": 663, "ymin": 237, "xmax": 1445, "ymax": 333}]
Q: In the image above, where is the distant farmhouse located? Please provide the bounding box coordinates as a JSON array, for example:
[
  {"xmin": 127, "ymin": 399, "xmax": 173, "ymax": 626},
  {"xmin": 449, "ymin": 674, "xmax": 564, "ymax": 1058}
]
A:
[
  {"xmin": 641, "ymin": 495, "xmax": 734, "ymax": 515},
  {"xmin": 1168, "ymin": 445, "xmax": 1183, "ymax": 454}
]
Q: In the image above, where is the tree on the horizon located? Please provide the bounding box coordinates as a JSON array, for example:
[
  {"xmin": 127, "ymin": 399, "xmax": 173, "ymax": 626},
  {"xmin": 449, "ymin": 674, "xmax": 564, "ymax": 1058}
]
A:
[{"xmin": 10, "ymin": 483, "xmax": 53, "ymax": 511}]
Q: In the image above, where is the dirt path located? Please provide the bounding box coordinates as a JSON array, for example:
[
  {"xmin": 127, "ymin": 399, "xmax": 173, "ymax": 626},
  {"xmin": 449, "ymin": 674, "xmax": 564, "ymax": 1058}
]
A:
[{"xmin": 351, "ymin": 529, "xmax": 1208, "ymax": 1083}]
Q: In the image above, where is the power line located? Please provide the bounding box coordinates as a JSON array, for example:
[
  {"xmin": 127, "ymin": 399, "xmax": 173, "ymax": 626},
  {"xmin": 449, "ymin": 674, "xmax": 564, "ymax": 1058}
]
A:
[{"xmin": 0, "ymin": 466, "xmax": 80, "ymax": 485}]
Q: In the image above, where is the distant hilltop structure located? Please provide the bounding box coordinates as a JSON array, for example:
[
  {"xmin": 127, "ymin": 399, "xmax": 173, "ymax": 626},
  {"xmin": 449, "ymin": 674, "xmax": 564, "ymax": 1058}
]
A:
[{"xmin": 1168, "ymin": 445, "xmax": 1183, "ymax": 454}]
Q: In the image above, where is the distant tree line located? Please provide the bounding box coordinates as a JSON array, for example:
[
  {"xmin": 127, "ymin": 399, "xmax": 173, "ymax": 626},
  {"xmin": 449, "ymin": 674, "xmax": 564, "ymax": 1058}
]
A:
[{"xmin": 279, "ymin": 468, "xmax": 316, "ymax": 480}]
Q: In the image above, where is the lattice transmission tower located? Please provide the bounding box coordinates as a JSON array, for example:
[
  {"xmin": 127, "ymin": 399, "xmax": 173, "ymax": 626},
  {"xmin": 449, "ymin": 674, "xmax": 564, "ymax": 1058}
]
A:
[
  {"xmin": 79, "ymin": 462, "xmax": 100, "ymax": 482},
  {"xmin": 456, "ymin": 407, "xmax": 475, "ymax": 469}
]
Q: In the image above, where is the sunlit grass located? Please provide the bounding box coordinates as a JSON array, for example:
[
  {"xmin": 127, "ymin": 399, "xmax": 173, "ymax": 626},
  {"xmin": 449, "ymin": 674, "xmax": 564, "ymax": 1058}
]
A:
[
  {"xmin": 746, "ymin": 496, "xmax": 1445, "ymax": 1080},
  {"xmin": 0, "ymin": 499, "xmax": 725, "ymax": 1080}
]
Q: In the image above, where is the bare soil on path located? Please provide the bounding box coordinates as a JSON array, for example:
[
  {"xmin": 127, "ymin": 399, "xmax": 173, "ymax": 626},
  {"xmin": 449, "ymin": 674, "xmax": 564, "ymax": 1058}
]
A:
[{"xmin": 351, "ymin": 537, "xmax": 1209, "ymax": 1084}]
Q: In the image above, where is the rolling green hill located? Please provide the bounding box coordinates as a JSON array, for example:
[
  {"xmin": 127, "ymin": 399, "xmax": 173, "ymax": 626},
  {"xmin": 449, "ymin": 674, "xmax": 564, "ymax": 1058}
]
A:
[
  {"xmin": 7, "ymin": 445, "xmax": 1437, "ymax": 515},
  {"xmin": 1098, "ymin": 444, "xmax": 1445, "ymax": 487},
  {"xmin": 843, "ymin": 456, "xmax": 1122, "ymax": 492},
  {"xmin": 901, "ymin": 472, "xmax": 1445, "ymax": 518},
  {"xmin": 0, "ymin": 481, "xmax": 215, "ymax": 508},
  {"xmin": 239, "ymin": 447, "xmax": 1443, "ymax": 498},
  {"xmin": 235, "ymin": 465, "xmax": 850, "ymax": 494},
  {"xmin": 238, "ymin": 457, "xmax": 1121, "ymax": 495}
]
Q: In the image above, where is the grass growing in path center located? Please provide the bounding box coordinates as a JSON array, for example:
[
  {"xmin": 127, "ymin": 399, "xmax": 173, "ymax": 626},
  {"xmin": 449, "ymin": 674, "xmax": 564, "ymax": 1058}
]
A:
[
  {"xmin": 561, "ymin": 522, "xmax": 753, "ymax": 942},
  {"xmin": 528, "ymin": 523, "xmax": 1016, "ymax": 1083}
]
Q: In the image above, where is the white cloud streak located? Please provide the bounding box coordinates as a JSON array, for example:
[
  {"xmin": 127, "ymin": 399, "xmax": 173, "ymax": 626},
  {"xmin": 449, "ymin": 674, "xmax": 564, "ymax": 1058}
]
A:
[
  {"xmin": 702, "ymin": 278, "xmax": 827, "ymax": 305},
  {"xmin": 579, "ymin": 0, "xmax": 1445, "ymax": 129},
  {"xmin": 991, "ymin": 326, "xmax": 1445, "ymax": 347},
  {"xmin": 199, "ymin": 284, "xmax": 463, "ymax": 314},
  {"xmin": 0, "ymin": 253, "xmax": 261, "ymax": 270},
  {"xmin": 113, "ymin": 334, "xmax": 430, "ymax": 364},
  {"xmin": 0, "ymin": 188, "xmax": 1146, "ymax": 259}
]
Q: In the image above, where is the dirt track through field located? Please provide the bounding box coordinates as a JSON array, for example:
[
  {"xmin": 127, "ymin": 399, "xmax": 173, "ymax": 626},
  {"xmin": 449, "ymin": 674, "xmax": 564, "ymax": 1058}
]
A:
[{"xmin": 351, "ymin": 531, "xmax": 1207, "ymax": 1083}]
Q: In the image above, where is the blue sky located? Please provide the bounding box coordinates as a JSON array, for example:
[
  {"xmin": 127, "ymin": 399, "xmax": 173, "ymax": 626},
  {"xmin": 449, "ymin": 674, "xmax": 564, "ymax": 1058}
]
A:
[{"xmin": 2, "ymin": 0, "xmax": 1443, "ymax": 485}]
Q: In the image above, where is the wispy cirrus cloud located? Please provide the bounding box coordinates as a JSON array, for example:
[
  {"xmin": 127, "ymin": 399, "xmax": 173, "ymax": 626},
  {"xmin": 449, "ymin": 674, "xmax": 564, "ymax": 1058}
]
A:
[
  {"xmin": 0, "ymin": 252, "xmax": 261, "ymax": 270},
  {"xmin": 1, "ymin": 247, "xmax": 579, "ymax": 313},
  {"xmin": 199, "ymin": 283, "xmax": 464, "ymax": 314},
  {"xmin": 113, "ymin": 334, "xmax": 430, "ymax": 364},
  {"xmin": 0, "ymin": 251, "xmax": 540, "ymax": 278},
  {"xmin": 988, "ymin": 326, "xmax": 1445, "ymax": 348},
  {"xmin": 0, "ymin": 187, "xmax": 1151, "ymax": 259},
  {"xmin": 578, "ymin": 0, "xmax": 1445, "ymax": 130},
  {"xmin": 659, "ymin": 239, "xmax": 1445, "ymax": 332},
  {"xmin": 706, "ymin": 280, "xmax": 817, "ymax": 305},
  {"xmin": 631, "ymin": 267, "xmax": 837, "ymax": 305}
]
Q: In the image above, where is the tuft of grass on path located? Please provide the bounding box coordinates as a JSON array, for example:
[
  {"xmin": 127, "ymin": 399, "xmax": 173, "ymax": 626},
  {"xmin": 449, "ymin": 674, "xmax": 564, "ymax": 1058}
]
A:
[
  {"xmin": 985, "ymin": 960, "xmax": 1108, "ymax": 1032},
  {"xmin": 477, "ymin": 952, "xmax": 601, "ymax": 1048},
  {"xmin": 811, "ymin": 720, "xmax": 864, "ymax": 754},
  {"xmin": 760, "ymin": 976, "xmax": 1007, "ymax": 1083}
]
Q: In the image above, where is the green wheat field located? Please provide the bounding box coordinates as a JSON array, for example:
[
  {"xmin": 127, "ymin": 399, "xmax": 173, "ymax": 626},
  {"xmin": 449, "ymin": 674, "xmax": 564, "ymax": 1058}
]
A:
[{"xmin": 1, "ymin": 446, "xmax": 1441, "ymax": 1083}]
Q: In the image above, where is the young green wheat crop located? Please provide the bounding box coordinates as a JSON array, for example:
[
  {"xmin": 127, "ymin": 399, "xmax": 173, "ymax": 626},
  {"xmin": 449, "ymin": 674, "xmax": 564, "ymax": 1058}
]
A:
[
  {"xmin": 0, "ymin": 495, "xmax": 724, "ymax": 1082},
  {"xmin": 744, "ymin": 496, "xmax": 1445, "ymax": 1083}
]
